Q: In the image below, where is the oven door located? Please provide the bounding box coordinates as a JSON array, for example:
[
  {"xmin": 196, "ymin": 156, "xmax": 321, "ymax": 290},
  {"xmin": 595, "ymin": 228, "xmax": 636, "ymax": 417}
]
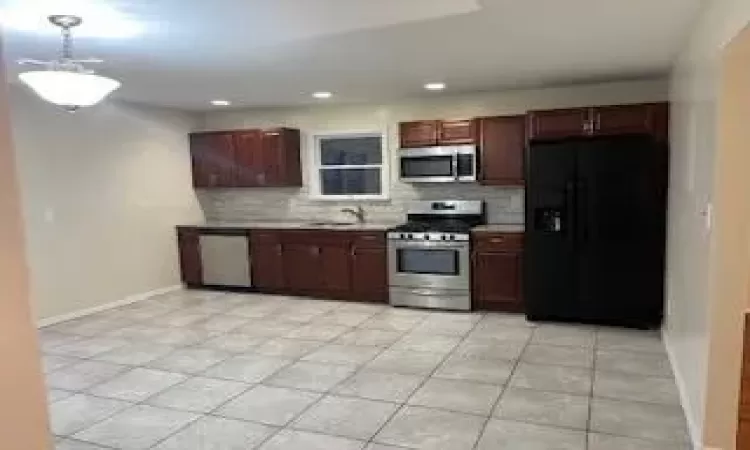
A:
[
  {"xmin": 388, "ymin": 240, "xmax": 470, "ymax": 291},
  {"xmin": 399, "ymin": 147, "xmax": 457, "ymax": 183}
]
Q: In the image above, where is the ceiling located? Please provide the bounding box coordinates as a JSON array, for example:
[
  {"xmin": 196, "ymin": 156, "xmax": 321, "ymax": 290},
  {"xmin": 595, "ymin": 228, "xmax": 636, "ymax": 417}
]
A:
[{"xmin": 1, "ymin": 0, "xmax": 703, "ymax": 111}]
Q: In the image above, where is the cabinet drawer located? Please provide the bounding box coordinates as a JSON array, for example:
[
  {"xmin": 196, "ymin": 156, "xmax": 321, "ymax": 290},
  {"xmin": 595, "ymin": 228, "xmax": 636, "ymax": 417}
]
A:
[
  {"xmin": 473, "ymin": 233, "xmax": 524, "ymax": 251},
  {"xmin": 351, "ymin": 232, "xmax": 386, "ymax": 248},
  {"xmin": 251, "ymin": 230, "xmax": 281, "ymax": 244},
  {"xmin": 282, "ymin": 230, "xmax": 351, "ymax": 246}
]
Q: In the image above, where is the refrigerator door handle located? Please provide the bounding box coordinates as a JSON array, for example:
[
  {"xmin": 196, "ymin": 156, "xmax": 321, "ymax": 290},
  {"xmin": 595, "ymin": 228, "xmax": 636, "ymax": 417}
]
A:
[
  {"xmin": 577, "ymin": 180, "xmax": 589, "ymax": 242},
  {"xmin": 565, "ymin": 181, "xmax": 576, "ymax": 241}
]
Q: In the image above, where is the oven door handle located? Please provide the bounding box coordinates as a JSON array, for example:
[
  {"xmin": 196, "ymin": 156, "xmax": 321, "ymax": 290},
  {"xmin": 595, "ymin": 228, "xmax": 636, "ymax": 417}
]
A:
[{"xmin": 388, "ymin": 240, "xmax": 469, "ymax": 250}]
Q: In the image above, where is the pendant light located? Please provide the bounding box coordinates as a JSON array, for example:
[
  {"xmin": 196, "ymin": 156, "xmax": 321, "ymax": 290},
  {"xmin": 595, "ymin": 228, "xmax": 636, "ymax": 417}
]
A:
[{"xmin": 18, "ymin": 15, "xmax": 121, "ymax": 112}]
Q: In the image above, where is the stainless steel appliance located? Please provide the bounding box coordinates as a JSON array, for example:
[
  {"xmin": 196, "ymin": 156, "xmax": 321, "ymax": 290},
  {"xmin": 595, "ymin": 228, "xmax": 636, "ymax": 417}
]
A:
[
  {"xmin": 399, "ymin": 145, "xmax": 477, "ymax": 183},
  {"xmin": 388, "ymin": 200, "xmax": 485, "ymax": 310},
  {"xmin": 199, "ymin": 232, "xmax": 253, "ymax": 288}
]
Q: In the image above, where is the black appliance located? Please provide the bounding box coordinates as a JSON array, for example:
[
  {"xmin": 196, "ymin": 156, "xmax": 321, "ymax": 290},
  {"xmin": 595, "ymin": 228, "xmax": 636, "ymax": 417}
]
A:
[{"xmin": 525, "ymin": 134, "xmax": 668, "ymax": 329}]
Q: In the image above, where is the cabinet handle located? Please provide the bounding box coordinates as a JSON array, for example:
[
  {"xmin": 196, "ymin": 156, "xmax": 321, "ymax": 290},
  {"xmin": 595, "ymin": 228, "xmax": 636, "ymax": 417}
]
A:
[
  {"xmin": 490, "ymin": 237, "xmax": 505, "ymax": 244},
  {"xmin": 351, "ymin": 247, "xmax": 357, "ymax": 258},
  {"xmin": 361, "ymin": 236, "xmax": 376, "ymax": 241},
  {"xmin": 276, "ymin": 244, "xmax": 283, "ymax": 256},
  {"xmin": 310, "ymin": 246, "xmax": 321, "ymax": 256},
  {"xmin": 595, "ymin": 113, "xmax": 601, "ymax": 131}
]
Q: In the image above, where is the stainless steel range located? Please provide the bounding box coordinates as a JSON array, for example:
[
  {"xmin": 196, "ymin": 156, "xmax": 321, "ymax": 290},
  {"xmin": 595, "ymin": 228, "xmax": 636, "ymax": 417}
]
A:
[{"xmin": 387, "ymin": 200, "xmax": 485, "ymax": 311}]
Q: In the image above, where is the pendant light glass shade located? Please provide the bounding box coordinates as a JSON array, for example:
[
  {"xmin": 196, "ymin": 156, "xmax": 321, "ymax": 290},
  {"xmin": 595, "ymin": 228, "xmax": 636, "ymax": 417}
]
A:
[{"xmin": 19, "ymin": 70, "xmax": 120, "ymax": 109}]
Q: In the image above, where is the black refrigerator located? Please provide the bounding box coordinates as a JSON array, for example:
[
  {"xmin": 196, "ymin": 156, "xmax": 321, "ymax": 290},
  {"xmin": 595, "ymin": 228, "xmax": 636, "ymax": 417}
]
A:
[{"xmin": 524, "ymin": 134, "xmax": 668, "ymax": 329}]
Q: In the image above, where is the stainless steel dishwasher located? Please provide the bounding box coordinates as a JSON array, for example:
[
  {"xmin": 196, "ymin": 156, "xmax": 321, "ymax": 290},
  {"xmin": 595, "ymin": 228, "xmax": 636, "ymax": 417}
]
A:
[{"xmin": 199, "ymin": 231, "xmax": 252, "ymax": 287}]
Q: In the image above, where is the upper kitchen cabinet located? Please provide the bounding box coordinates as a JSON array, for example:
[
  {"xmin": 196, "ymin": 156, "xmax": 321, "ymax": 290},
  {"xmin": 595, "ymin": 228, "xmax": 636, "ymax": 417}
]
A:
[
  {"xmin": 527, "ymin": 103, "xmax": 669, "ymax": 142},
  {"xmin": 190, "ymin": 132, "xmax": 236, "ymax": 188},
  {"xmin": 400, "ymin": 120, "xmax": 439, "ymax": 148},
  {"xmin": 527, "ymin": 108, "xmax": 591, "ymax": 141},
  {"xmin": 438, "ymin": 119, "xmax": 478, "ymax": 145},
  {"xmin": 399, "ymin": 119, "xmax": 478, "ymax": 148},
  {"xmin": 260, "ymin": 128, "xmax": 303, "ymax": 187},
  {"xmin": 593, "ymin": 103, "xmax": 669, "ymax": 142},
  {"xmin": 479, "ymin": 115, "xmax": 526, "ymax": 186},
  {"xmin": 189, "ymin": 128, "xmax": 302, "ymax": 188}
]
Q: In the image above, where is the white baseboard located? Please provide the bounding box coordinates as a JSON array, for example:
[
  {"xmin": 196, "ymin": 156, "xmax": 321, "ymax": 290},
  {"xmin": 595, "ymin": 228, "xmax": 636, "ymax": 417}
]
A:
[
  {"xmin": 37, "ymin": 285, "xmax": 182, "ymax": 328},
  {"xmin": 663, "ymin": 329, "xmax": 702, "ymax": 450}
]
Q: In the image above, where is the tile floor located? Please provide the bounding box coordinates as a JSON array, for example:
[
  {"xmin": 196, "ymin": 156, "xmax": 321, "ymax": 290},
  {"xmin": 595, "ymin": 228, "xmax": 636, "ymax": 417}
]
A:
[{"xmin": 42, "ymin": 290, "xmax": 691, "ymax": 449}]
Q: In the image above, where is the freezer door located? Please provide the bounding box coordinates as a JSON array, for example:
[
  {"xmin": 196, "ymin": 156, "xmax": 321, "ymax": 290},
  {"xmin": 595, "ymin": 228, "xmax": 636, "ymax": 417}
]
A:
[
  {"xmin": 575, "ymin": 136, "xmax": 666, "ymax": 327},
  {"xmin": 524, "ymin": 140, "xmax": 579, "ymax": 320}
]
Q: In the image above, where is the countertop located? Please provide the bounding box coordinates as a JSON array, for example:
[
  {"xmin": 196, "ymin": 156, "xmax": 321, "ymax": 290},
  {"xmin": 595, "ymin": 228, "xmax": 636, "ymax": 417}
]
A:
[
  {"xmin": 179, "ymin": 221, "xmax": 400, "ymax": 231},
  {"xmin": 472, "ymin": 224, "xmax": 525, "ymax": 233},
  {"xmin": 180, "ymin": 221, "xmax": 524, "ymax": 233}
]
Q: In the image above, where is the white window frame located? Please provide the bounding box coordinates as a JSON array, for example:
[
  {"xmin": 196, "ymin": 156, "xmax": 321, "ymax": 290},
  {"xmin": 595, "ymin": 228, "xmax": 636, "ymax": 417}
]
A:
[{"xmin": 308, "ymin": 130, "xmax": 390, "ymax": 201}]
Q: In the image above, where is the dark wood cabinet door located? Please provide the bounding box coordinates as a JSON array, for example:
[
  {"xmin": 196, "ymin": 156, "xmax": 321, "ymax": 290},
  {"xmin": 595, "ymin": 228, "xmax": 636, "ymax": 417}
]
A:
[
  {"xmin": 281, "ymin": 243, "xmax": 321, "ymax": 292},
  {"xmin": 527, "ymin": 108, "xmax": 590, "ymax": 140},
  {"xmin": 190, "ymin": 133, "xmax": 236, "ymax": 187},
  {"xmin": 473, "ymin": 251, "xmax": 523, "ymax": 312},
  {"xmin": 251, "ymin": 241, "xmax": 285, "ymax": 291},
  {"xmin": 320, "ymin": 244, "xmax": 352, "ymax": 295},
  {"xmin": 592, "ymin": 104, "xmax": 659, "ymax": 137},
  {"xmin": 351, "ymin": 246, "xmax": 388, "ymax": 302},
  {"xmin": 177, "ymin": 228, "xmax": 202, "ymax": 286},
  {"xmin": 234, "ymin": 131, "xmax": 264, "ymax": 187},
  {"xmin": 261, "ymin": 129, "xmax": 302, "ymax": 187},
  {"xmin": 400, "ymin": 121, "xmax": 439, "ymax": 148},
  {"xmin": 438, "ymin": 119, "xmax": 477, "ymax": 145},
  {"xmin": 479, "ymin": 116, "xmax": 526, "ymax": 185}
]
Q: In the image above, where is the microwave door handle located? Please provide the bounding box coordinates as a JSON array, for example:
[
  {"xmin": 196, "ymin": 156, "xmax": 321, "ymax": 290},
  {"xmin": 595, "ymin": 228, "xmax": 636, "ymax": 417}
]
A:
[{"xmin": 451, "ymin": 151, "xmax": 459, "ymax": 180}]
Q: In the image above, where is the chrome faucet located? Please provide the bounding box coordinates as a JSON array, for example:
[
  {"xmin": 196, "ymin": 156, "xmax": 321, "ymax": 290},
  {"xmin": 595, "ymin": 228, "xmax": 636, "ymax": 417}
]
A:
[{"xmin": 341, "ymin": 205, "xmax": 366, "ymax": 224}]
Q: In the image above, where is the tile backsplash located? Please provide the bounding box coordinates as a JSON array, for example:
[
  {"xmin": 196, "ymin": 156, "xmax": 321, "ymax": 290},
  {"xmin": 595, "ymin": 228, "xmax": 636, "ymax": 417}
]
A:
[{"xmin": 197, "ymin": 184, "xmax": 524, "ymax": 224}]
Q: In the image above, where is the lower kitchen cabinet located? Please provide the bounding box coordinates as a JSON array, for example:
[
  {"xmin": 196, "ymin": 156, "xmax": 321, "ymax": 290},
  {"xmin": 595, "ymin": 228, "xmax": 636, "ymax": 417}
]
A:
[
  {"xmin": 351, "ymin": 246, "xmax": 388, "ymax": 302},
  {"xmin": 251, "ymin": 229, "xmax": 387, "ymax": 302},
  {"xmin": 472, "ymin": 232, "xmax": 524, "ymax": 312},
  {"xmin": 250, "ymin": 232, "xmax": 285, "ymax": 291},
  {"xmin": 282, "ymin": 243, "xmax": 324, "ymax": 293},
  {"xmin": 177, "ymin": 227, "xmax": 389, "ymax": 303},
  {"xmin": 177, "ymin": 228, "xmax": 202, "ymax": 286}
]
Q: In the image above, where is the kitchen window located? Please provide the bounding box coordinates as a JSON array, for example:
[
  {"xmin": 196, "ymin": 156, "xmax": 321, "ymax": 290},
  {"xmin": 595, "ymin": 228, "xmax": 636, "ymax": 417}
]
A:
[{"xmin": 310, "ymin": 131, "xmax": 389, "ymax": 200}]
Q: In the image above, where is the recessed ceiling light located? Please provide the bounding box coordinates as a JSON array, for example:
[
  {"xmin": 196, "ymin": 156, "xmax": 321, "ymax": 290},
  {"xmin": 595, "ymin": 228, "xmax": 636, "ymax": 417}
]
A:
[
  {"xmin": 312, "ymin": 91, "xmax": 333, "ymax": 99},
  {"xmin": 211, "ymin": 100, "xmax": 231, "ymax": 106},
  {"xmin": 424, "ymin": 82, "xmax": 446, "ymax": 91}
]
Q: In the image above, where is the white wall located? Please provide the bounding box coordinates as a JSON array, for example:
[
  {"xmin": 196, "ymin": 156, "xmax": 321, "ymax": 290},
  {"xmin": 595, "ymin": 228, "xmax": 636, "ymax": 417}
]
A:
[
  {"xmin": 666, "ymin": 0, "xmax": 750, "ymax": 446},
  {"xmin": 199, "ymin": 79, "xmax": 667, "ymax": 225},
  {"xmin": 8, "ymin": 87, "xmax": 204, "ymax": 321}
]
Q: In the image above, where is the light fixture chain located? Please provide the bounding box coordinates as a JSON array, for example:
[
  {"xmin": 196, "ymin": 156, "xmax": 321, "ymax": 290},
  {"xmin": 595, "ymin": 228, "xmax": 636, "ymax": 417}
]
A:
[{"xmin": 61, "ymin": 25, "xmax": 73, "ymax": 61}]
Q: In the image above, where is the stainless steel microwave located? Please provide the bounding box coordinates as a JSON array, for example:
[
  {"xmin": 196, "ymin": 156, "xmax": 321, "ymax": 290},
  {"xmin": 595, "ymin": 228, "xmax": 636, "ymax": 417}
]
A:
[{"xmin": 399, "ymin": 145, "xmax": 477, "ymax": 183}]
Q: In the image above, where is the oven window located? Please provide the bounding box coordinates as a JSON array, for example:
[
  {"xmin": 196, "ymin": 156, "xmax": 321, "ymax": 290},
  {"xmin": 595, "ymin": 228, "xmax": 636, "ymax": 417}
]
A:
[
  {"xmin": 397, "ymin": 248, "xmax": 459, "ymax": 275},
  {"xmin": 401, "ymin": 156, "xmax": 453, "ymax": 178},
  {"xmin": 456, "ymin": 154, "xmax": 475, "ymax": 177}
]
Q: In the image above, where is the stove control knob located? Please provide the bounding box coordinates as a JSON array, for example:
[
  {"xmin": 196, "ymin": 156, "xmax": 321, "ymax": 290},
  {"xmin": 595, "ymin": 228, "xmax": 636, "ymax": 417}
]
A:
[
  {"xmin": 400, "ymin": 233, "xmax": 406, "ymax": 240},
  {"xmin": 425, "ymin": 235, "xmax": 430, "ymax": 240},
  {"xmin": 441, "ymin": 235, "xmax": 447, "ymax": 241},
  {"xmin": 449, "ymin": 234, "xmax": 456, "ymax": 241},
  {"xmin": 407, "ymin": 234, "xmax": 413, "ymax": 240}
]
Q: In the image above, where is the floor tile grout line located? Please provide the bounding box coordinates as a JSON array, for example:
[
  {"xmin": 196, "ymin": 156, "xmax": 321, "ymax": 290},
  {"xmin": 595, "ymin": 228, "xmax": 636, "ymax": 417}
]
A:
[
  {"xmin": 363, "ymin": 311, "xmax": 486, "ymax": 447},
  {"xmin": 470, "ymin": 326, "xmax": 533, "ymax": 450}
]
